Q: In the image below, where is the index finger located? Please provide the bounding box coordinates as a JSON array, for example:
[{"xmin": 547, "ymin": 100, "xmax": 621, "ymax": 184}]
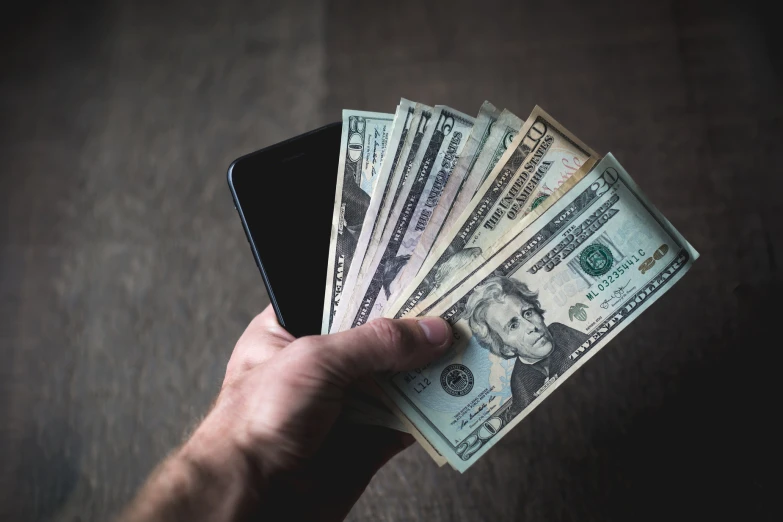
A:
[{"xmin": 224, "ymin": 305, "xmax": 296, "ymax": 386}]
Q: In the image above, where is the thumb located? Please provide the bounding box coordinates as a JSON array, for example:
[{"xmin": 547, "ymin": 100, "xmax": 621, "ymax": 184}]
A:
[{"xmin": 298, "ymin": 317, "xmax": 453, "ymax": 387}]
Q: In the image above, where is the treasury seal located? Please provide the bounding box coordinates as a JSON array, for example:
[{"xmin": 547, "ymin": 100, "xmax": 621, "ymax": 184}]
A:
[
  {"xmin": 440, "ymin": 364, "xmax": 474, "ymax": 397},
  {"xmin": 530, "ymin": 194, "xmax": 549, "ymax": 210},
  {"xmin": 579, "ymin": 243, "xmax": 614, "ymax": 277}
]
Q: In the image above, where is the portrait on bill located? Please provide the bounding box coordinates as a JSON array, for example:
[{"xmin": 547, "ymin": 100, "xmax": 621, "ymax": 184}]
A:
[{"xmin": 465, "ymin": 275, "xmax": 589, "ymax": 419}]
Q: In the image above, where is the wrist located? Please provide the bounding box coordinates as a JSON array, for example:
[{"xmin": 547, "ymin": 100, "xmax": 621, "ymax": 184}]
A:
[
  {"xmin": 118, "ymin": 410, "xmax": 264, "ymax": 522},
  {"xmin": 176, "ymin": 409, "xmax": 266, "ymax": 518}
]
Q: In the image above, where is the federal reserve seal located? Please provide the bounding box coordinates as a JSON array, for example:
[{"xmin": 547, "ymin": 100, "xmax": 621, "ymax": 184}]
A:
[
  {"xmin": 579, "ymin": 243, "xmax": 614, "ymax": 277},
  {"xmin": 440, "ymin": 364, "xmax": 474, "ymax": 397}
]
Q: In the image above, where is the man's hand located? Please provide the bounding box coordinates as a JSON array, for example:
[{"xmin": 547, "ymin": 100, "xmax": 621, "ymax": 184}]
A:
[{"xmin": 117, "ymin": 306, "xmax": 452, "ymax": 522}]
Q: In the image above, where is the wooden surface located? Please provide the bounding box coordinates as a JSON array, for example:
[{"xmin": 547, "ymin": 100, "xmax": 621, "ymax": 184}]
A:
[{"xmin": 1, "ymin": 0, "xmax": 780, "ymax": 520}]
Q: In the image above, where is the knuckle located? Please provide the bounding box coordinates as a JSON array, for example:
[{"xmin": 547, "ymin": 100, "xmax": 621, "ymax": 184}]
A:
[
  {"xmin": 287, "ymin": 336, "xmax": 344, "ymax": 380},
  {"xmin": 225, "ymin": 345, "xmax": 248, "ymax": 375},
  {"xmin": 222, "ymin": 352, "xmax": 252, "ymax": 389},
  {"xmin": 368, "ymin": 318, "xmax": 411, "ymax": 355},
  {"xmin": 248, "ymin": 310, "xmax": 268, "ymax": 328},
  {"xmin": 290, "ymin": 336, "xmax": 334, "ymax": 370},
  {"xmin": 290, "ymin": 335, "xmax": 321, "ymax": 355}
]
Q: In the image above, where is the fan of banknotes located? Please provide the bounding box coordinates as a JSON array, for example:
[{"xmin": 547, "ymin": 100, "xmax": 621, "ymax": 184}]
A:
[{"xmin": 323, "ymin": 100, "xmax": 699, "ymax": 472}]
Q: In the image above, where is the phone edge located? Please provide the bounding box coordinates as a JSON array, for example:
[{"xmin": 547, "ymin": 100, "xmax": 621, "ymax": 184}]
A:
[{"xmin": 225, "ymin": 121, "xmax": 341, "ymax": 332}]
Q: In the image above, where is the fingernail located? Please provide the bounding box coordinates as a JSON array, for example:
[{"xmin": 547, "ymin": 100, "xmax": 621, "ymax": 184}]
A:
[{"xmin": 418, "ymin": 317, "xmax": 450, "ymax": 346}]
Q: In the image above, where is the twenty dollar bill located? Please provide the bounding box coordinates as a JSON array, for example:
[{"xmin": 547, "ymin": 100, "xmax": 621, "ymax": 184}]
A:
[{"xmin": 378, "ymin": 153, "xmax": 699, "ymax": 471}]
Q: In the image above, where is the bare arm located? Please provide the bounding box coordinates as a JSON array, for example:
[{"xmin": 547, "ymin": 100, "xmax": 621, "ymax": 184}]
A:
[{"xmin": 117, "ymin": 307, "xmax": 451, "ymax": 522}]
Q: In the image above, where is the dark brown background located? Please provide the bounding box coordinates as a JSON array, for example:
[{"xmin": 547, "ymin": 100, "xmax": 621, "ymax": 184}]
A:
[{"xmin": 1, "ymin": 0, "xmax": 780, "ymax": 520}]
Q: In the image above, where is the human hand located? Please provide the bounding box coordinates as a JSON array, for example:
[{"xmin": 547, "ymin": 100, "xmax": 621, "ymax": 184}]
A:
[{"xmin": 118, "ymin": 305, "xmax": 452, "ymax": 522}]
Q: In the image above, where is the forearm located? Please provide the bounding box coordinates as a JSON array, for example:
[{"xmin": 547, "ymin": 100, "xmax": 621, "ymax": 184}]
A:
[{"xmin": 117, "ymin": 412, "xmax": 263, "ymax": 522}]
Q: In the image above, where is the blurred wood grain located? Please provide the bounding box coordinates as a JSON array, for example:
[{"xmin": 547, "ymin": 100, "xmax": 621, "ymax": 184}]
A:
[{"xmin": 1, "ymin": 0, "xmax": 780, "ymax": 520}]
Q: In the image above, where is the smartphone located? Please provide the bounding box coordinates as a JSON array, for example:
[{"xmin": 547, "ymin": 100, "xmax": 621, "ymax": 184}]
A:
[{"xmin": 227, "ymin": 122, "xmax": 341, "ymax": 338}]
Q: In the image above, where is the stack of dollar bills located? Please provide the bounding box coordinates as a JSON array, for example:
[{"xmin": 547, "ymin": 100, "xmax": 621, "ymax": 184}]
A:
[{"xmin": 323, "ymin": 100, "xmax": 699, "ymax": 472}]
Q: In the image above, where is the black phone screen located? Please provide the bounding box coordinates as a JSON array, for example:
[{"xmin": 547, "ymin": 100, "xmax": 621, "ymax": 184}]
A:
[{"xmin": 228, "ymin": 122, "xmax": 341, "ymax": 338}]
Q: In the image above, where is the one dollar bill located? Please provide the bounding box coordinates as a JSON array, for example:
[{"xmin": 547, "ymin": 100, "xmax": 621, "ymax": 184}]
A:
[
  {"xmin": 322, "ymin": 110, "xmax": 394, "ymax": 333},
  {"xmin": 378, "ymin": 153, "xmax": 699, "ymax": 471}
]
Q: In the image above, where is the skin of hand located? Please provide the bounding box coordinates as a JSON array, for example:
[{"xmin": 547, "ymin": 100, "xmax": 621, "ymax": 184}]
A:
[{"xmin": 117, "ymin": 305, "xmax": 452, "ymax": 522}]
